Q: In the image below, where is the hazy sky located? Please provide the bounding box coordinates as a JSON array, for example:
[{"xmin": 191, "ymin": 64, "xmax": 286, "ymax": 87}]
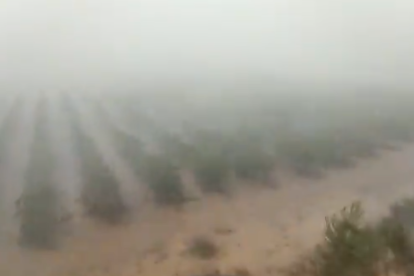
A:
[{"xmin": 0, "ymin": 0, "xmax": 414, "ymax": 91}]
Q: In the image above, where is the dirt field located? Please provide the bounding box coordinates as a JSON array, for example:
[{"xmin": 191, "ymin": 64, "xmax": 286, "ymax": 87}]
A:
[{"xmin": 0, "ymin": 143, "xmax": 413, "ymax": 276}]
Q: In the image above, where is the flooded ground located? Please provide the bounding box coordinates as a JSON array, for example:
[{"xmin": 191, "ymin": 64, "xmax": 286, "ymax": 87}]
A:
[
  {"xmin": 0, "ymin": 146, "xmax": 413, "ymax": 275},
  {"xmin": 0, "ymin": 93, "xmax": 412, "ymax": 276}
]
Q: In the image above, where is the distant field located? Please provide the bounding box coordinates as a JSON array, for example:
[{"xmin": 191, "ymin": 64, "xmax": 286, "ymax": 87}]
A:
[{"xmin": 0, "ymin": 91, "xmax": 412, "ymax": 275}]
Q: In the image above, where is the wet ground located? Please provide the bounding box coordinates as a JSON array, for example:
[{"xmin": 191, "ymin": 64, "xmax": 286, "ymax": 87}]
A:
[{"xmin": 0, "ymin": 93, "xmax": 412, "ymax": 276}]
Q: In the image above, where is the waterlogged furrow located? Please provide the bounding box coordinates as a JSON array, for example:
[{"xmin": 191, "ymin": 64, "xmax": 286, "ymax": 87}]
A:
[
  {"xmin": 26, "ymin": 98, "xmax": 56, "ymax": 186},
  {"xmin": 17, "ymin": 97, "xmax": 60, "ymax": 248},
  {"xmin": 90, "ymin": 98, "xmax": 146, "ymax": 180},
  {"xmin": 0, "ymin": 95, "xmax": 26, "ymax": 227},
  {"xmin": 45, "ymin": 94, "xmax": 82, "ymax": 211},
  {"xmin": 0, "ymin": 94, "xmax": 20, "ymax": 131},
  {"xmin": 0, "ymin": 95, "xmax": 24, "ymax": 168},
  {"xmin": 0, "ymin": 95, "xmax": 38, "ymax": 230},
  {"xmin": 60, "ymin": 94, "xmax": 110, "ymax": 199},
  {"xmin": 108, "ymin": 98, "xmax": 185, "ymax": 153},
  {"xmin": 113, "ymin": 107, "xmax": 161, "ymax": 152},
  {"xmin": 90, "ymin": 94, "xmax": 151, "ymax": 143},
  {"xmin": 91, "ymin": 97, "xmax": 129, "ymax": 131},
  {"xmin": 69, "ymin": 95, "xmax": 144, "ymax": 209},
  {"xmin": 90, "ymin": 93, "xmax": 153, "ymax": 137},
  {"xmin": 61, "ymin": 96, "xmax": 129, "ymax": 222}
]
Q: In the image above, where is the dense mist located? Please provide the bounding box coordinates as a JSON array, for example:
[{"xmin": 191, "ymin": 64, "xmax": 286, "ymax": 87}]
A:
[
  {"xmin": 1, "ymin": 2, "xmax": 414, "ymax": 276},
  {"xmin": 1, "ymin": 0, "xmax": 414, "ymax": 92}
]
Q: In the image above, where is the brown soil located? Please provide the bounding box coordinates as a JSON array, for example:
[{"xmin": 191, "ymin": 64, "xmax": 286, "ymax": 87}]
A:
[{"xmin": 1, "ymin": 145, "xmax": 414, "ymax": 276}]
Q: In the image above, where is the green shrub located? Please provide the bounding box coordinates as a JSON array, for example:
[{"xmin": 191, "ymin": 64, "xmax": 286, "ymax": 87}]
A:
[
  {"xmin": 82, "ymin": 164, "xmax": 128, "ymax": 224},
  {"xmin": 158, "ymin": 134, "xmax": 196, "ymax": 168},
  {"xmin": 112, "ymin": 130, "xmax": 145, "ymax": 177},
  {"xmin": 373, "ymin": 118, "xmax": 414, "ymax": 143},
  {"xmin": 187, "ymin": 236, "xmax": 219, "ymax": 259},
  {"xmin": 340, "ymin": 136, "xmax": 379, "ymax": 159},
  {"xmin": 141, "ymin": 155, "xmax": 187, "ymax": 205},
  {"xmin": 223, "ymin": 133, "xmax": 275, "ymax": 182},
  {"xmin": 389, "ymin": 198, "xmax": 414, "ymax": 230},
  {"xmin": 315, "ymin": 202, "xmax": 383, "ymax": 276},
  {"xmin": 277, "ymin": 136, "xmax": 353, "ymax": 178},
  {"xmin": 230, "ymin": 148, "xmax": 274, "ymax": 182},
  {"xmin": 376, "ymin": 216, "xmax": 414, "ymax": 272},
  {"xmin": 193, "ymin": 151, "xmax": 230, "ymax": 193},
  {"xmin": 287, "ymin": 201, "xmax": 414, "ymax": 276},
  {"xmin": 18, "ymin": 185, "xmax": 60, "ymax": 249}
]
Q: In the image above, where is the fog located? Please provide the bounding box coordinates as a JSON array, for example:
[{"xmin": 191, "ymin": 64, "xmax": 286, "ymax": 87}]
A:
[
  {"xmin": 2, "ymin": 1, "xmax": 414, "ymax": 276},
  {"xmin": 1, "ymin": 0, "xmax": 414, "ymax": 92}
]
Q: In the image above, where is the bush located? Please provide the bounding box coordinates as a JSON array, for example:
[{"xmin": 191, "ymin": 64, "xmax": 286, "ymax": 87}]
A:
[
  {"xmin": 187, "ymin": 236, "xmax": 219, "ymax": 259},
  {"xmin": 158, "ymin": 134, "xmax": 197, "ymax": 168},
  {"xmin": 112, "ymin": 129, "xmax": 145, "ymax": 177},
  {"xmin": 287, "ymin": 201, "xmax": 414, "ymax": 276},
  {"xmin": 374, "ymin": 118, "xmax": 414, "ymax": 143},
  {"xmin": 227, "ymin": 136, "xmax": 275, "ymax": 182},
  {"xmin": 340, "ymin": 136, "xmax": 380, "ymax": 159},
  {"xmin": 17, "ymin": 185, "xmax": 60, "ymax": 249},
  {"xmin": 315, "ymin": 202, "xmax": 383, "ymax": 276},
  {"xmin": 232, "ymin": 152, "xmax": 274, "ymax": 181},
  {"xmin": 141, "ymin": 155, "xmax": 187, "ymax": 205},
  {"xmin": 189, "ymin": 268, "xmax": 251, "ymax": 276},
  {"xmin": 82, "ymin": 164, "xmax": 128, "ymax": 224},
  {"xmin": 193, "ymin": 151, "xmax": 230, "ymax": 194},
  {"xmin": 389, "ymin": 198, "xmax": 414, "ymax": 230},
  {"xmin": 65, "ymin": 104, "xmax": 128, "ymax": 224},
  {"xmin": 190, "ymin": 130, "xmax": 274, "ymax": 190},
  {"xmin": 277, "ymin": 136, "xmax": 352, "ymax": 178},
  {"xmin": 376, "ymin": 216, "xmax": 414, "ymax": 272}
]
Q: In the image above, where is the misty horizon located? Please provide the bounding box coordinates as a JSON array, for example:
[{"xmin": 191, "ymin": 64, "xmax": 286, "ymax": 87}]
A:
[{"xmin": 0, "ymin": 0, "xmax": 413, "ymax": 91}]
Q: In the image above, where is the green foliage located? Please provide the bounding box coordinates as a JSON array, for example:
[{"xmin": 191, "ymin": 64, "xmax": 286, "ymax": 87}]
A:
[
  {"xmin": 373, "ymin": 117, "xmax": 414, "ymax": 143},
  {"xmin": 187, "ymin": 236, "xmax": 219, "ymax": 259},
  {"xmin": 226, "ymin": 134, "xmax": 275, "ymax": 182},
  {"xmin": 277, "ymin": 136, "xmax": 353, "ymax": 178},
  {"xmin": 192, "ymin": 151, "xmax": 230, "ymax": 193},
  {"xmin": 189, "ymin": 130, "xmax": 275, "ymax": 191},
  {"xmin": 316, "ymin": 201, "xmax": 382, "ymax": 276},
  {"xmin": 82, "ymin": 165, "xmax": 127, "ymax": 224},
  {"xmin": 18, "ymin": 185, "xmax": 59, "ymax": 249},
  {"xmin": 63, "ymin": 99, "xmax": 128, "ymax": 224},
  {"xmin": 188, "ymin": 268, "xmax": 251, "ymax": 276},
  {"xmin": 231, "ymin": 150, "xmax": 274, "ymax": 181},
  {"xmin": 339, "ymin": 135, "xmax": 380, "ymax": 159},
  {"xmin": 376, "ymin": 216, "xmax": 414, "ymax": 273},
  {"xmin": 112, "ymin": 130, "xmax": 145, "ymax": 176},
  {"xmin": 288, "ymin": 201, "xmax": 414, "ymax": 276},
  {"xmin": 141, "ymin": 155, "xmax": 187, "ymax": 205},
  {"xmin": 389, "ymin": 197, "xmax": 414, "ymax": 229},
  {"xmin": 158, "ymin": 134, "xmax": 196, "ymax": 168}
]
